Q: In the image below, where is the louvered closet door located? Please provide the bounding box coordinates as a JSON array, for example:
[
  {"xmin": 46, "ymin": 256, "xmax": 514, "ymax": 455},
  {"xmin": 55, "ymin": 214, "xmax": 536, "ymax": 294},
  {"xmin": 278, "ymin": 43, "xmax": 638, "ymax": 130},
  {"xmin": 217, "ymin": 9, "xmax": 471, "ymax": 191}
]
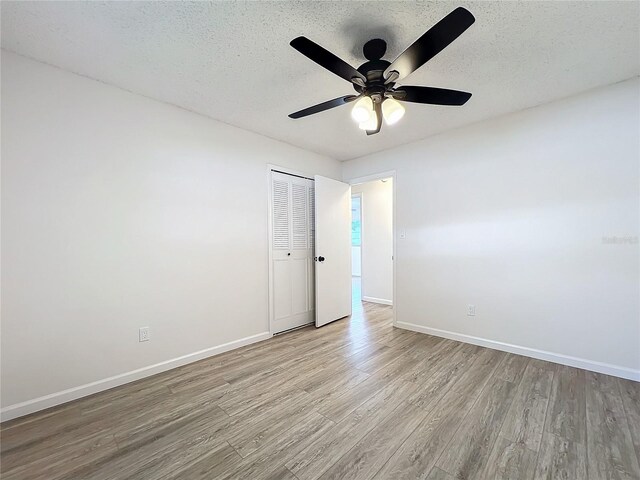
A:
[{"xmin": 271, "ymin": 171, "xmax": 315, "ymax": 334}]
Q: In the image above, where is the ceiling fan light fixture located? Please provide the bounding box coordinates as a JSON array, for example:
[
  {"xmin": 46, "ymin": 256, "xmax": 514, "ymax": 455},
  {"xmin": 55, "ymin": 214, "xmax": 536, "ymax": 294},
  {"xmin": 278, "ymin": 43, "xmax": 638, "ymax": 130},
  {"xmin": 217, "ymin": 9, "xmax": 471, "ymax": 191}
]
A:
[
  {"xmin": 358, "ymin": 110, "xmax": 378, "ymax": 131},
  {"xmin": 288, "ymin": 7, "xmax": 475, "ymax": 134},
  {"xmin": 382, "ymin": 98, "xmax": 405, "ymax": 125},
  {"xmin": 351, "ymin": 96, "xmax": 374, "ymax": 123}
]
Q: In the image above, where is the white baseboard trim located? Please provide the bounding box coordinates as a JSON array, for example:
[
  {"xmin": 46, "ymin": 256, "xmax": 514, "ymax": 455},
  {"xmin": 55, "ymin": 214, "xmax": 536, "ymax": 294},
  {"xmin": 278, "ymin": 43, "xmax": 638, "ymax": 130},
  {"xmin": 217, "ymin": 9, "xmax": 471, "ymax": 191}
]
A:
[
  {"xmin": 362, "ymin": 296, "xmax": 393, "ymax": 306},
  {"xmin": 396, "ymin": 321, "xmax": 640, "ymax": 382},
  {"xmin": 1, "ymin": 331, "xmax": 272, "ymax": 422}
]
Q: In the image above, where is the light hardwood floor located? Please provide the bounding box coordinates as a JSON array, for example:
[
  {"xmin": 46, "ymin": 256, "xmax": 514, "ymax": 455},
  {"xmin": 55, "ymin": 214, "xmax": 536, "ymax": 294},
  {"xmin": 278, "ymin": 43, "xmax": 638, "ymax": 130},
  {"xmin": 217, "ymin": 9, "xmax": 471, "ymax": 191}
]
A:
[{"xmin": 2, "ymin": 291, "xmax": 639, "ymax": 480}]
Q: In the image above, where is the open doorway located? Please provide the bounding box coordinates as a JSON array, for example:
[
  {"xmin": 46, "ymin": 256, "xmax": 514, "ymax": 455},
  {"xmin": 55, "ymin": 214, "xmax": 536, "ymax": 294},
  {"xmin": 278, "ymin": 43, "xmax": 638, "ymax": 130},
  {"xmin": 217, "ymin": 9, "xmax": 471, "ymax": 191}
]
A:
[{"xmin": 350, "ymin": 176, "xmax": 394, "ymax": 316}]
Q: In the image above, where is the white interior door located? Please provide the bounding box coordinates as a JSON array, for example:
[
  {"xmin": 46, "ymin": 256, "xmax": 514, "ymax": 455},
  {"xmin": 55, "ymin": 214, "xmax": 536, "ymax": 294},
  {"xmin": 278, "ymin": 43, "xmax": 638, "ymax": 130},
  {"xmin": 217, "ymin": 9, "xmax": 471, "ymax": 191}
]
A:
[
  {"xmin": 271, "ymin": 171, "xmax": 315, "ymax": 334},
  {"xmin": 314, "ymin": 175, "xmax": 352, "ymax": 327}
]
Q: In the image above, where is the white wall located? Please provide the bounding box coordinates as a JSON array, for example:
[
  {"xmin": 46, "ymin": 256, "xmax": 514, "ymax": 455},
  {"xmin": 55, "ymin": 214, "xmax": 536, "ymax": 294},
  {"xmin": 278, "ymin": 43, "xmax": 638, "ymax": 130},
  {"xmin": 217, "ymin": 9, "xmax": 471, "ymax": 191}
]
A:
[
  {"xmin": 352, "ymin": 180, "xmax": 393, "ymax": 304},
  {"xmin": 0, "ymin": 51, "xmax": 341, "ymax": 417},
  {"xmin": 2, "ymin": 51, "xmax": 638, "ymax": 422},
  {"xmin": 343, "ymin": 78, "xmax": 640, "ymax": 379}
]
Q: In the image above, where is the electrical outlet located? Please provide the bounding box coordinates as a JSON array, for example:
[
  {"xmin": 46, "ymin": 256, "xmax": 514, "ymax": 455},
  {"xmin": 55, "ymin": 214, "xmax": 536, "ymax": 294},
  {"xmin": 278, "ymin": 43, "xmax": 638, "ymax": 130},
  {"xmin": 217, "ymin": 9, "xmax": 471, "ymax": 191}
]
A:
[
  {"xmin": 467, "ymin": 305, "xmax": 476, "ymax": 316},
  {"xmin": 139, "ymin": 326, "xmax": 150, "ymax": 342}
]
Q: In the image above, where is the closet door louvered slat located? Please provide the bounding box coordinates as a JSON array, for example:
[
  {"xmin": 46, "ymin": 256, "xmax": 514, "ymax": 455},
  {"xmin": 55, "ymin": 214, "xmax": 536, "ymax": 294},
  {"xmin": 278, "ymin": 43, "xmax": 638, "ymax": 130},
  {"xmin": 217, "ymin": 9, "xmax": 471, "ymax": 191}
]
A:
[
  {"xmin": 292, "ymin": 183, "xmax": 308, "ymax": 250},
  {"xmin": 309, "ymin": 186, "xmax": 315, "ymax": 250},
  {"xmin": 272, "ymin": 179, "xmax": 290, "ymax": 249}
]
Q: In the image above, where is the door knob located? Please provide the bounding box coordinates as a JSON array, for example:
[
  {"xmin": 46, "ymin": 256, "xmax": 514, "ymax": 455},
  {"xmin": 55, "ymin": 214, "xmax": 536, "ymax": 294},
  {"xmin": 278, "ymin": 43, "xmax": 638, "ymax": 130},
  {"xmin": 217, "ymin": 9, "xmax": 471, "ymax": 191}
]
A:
[{"xmin": 318, "ymin": 256, "xmax": 325, "ymax": 262}]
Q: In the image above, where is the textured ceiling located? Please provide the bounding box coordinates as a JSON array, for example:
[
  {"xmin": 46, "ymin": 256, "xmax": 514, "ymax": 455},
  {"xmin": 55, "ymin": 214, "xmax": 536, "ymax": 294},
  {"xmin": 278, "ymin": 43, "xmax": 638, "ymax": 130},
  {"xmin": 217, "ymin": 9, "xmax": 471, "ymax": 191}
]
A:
[{"xmin": 2, "ymin": 1, "xmax": 639, "ymax": 161}]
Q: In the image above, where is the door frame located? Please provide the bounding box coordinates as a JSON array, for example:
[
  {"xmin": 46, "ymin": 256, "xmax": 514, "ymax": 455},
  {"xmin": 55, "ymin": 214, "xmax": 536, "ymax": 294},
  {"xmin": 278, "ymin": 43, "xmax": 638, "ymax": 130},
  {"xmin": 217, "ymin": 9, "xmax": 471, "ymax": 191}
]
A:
[
  {"xmin": 347, "ymin": 170, "xmax": 397, "ymax": 327},
  {"xmin": 266, "ymin": 164, "xmax": 315, "ymax": 336}
]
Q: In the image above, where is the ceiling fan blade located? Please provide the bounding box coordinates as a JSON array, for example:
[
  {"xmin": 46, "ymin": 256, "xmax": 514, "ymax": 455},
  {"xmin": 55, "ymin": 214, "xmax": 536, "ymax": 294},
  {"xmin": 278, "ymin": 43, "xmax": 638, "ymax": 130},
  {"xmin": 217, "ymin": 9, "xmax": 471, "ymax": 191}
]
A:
[
  {"xmin": 393, "ymin": 86, "xmax": 472, "ymax": 106},
  {"xmin": 384, "ymin": 7, "xmax": 475, "ymax": 81},
  {"xmin": 289, "ymin": 95, "xmax": 358, "ymax": 119},
  {"xmin": 366, "ymin": 101, "xmax": 383, "ymax": 135},
  {"xmin": 291, "ymin": 36, "xmax": 367, "ymax": 85}
]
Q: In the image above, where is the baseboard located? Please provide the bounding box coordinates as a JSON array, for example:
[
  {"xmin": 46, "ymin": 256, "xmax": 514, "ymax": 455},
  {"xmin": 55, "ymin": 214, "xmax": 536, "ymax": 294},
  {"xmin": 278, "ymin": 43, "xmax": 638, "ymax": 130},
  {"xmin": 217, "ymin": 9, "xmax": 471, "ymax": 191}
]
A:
[
  {"xmin": 362, "ymin": 296, "xmax": 393, "ymax": 306},
  {"xmin": 396, "ymin": 321, "xmax": 640, "ymax": 382},
  {"xmin": 0, "ymin": 331, "xmax": 272, "ymax": 422}
]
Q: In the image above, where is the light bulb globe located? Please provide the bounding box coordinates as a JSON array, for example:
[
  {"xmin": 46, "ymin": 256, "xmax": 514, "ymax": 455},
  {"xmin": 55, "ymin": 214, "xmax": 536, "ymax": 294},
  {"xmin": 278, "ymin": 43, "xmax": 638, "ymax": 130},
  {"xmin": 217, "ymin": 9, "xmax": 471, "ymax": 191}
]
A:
[
  {"xmin": 382, "ymin": 99, "xmax": 405, "ymax": 125},
  {"xmin": 351, "ymin": 96, "xmax": 374, "ymax": 123},
  {"xmin": 358, "ymin": 110, "xmax": 378, "ymax": 131}
]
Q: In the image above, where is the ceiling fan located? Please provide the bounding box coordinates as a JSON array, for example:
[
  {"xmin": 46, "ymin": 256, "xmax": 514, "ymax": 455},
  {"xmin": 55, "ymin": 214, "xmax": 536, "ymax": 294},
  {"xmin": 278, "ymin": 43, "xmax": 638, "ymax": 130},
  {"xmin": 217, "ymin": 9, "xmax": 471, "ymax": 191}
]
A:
[{"xmin": 288, "ymin": 7, "xmax": 475, "ymax": 135}]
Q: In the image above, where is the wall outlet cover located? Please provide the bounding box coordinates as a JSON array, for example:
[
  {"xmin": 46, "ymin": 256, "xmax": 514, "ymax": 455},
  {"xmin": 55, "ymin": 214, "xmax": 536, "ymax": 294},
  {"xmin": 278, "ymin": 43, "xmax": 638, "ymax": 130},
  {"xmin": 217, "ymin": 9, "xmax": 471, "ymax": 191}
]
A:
[{"xmin": 139, "ymin": 326, "xmax": 150, "ymax": 342}]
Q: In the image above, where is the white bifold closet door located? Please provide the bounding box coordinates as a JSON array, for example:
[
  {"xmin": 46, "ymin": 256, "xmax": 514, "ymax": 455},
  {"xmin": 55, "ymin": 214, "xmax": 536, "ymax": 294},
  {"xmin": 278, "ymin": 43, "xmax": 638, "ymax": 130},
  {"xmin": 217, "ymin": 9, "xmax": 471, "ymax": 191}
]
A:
[{"xmin": 271, "ymin": 171, "xmax": 315, "ymax": 334}]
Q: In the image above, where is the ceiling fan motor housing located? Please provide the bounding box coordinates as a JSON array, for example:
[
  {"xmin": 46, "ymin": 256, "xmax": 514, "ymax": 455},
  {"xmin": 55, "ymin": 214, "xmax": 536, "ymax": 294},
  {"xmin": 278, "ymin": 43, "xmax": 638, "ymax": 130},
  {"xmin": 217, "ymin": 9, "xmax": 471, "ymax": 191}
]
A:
[
  {"xmin": 355, "ymin": 39, "xmax": 397, "ymax": 102},
  {"xmin": 354, "ymin": 59, "xmax": 394, "ymax": 101}
]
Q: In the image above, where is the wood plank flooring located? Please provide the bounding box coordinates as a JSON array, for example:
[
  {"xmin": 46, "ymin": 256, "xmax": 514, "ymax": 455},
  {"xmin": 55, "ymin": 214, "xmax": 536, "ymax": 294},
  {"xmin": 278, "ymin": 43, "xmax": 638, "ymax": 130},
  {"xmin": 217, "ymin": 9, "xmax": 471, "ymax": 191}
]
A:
[{"xmin": 2, "ymin": 293, "xmax": 639, "ymax": 479}]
